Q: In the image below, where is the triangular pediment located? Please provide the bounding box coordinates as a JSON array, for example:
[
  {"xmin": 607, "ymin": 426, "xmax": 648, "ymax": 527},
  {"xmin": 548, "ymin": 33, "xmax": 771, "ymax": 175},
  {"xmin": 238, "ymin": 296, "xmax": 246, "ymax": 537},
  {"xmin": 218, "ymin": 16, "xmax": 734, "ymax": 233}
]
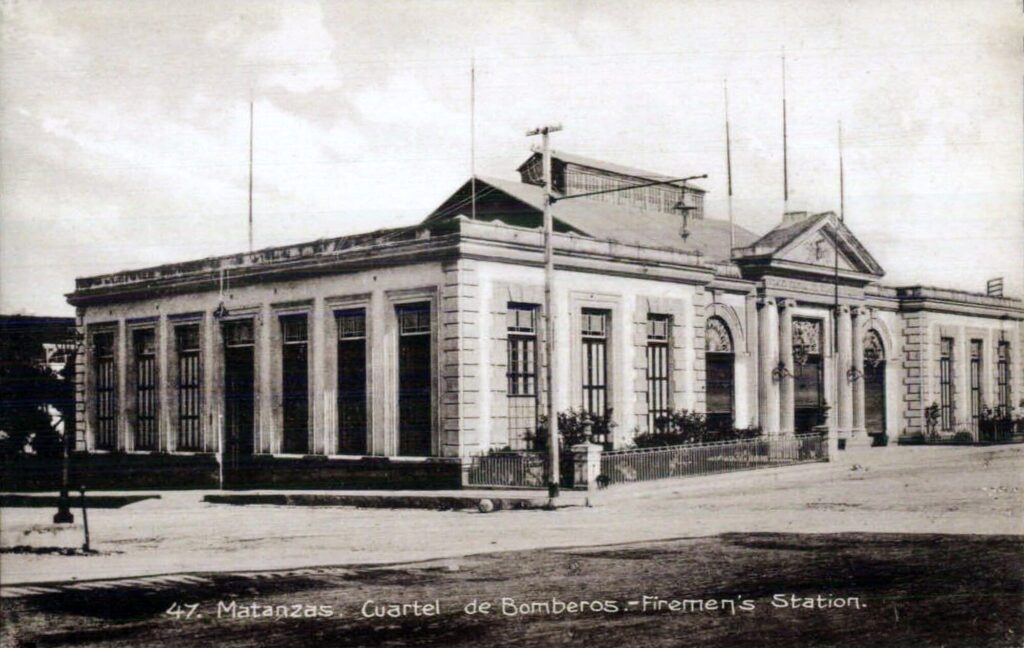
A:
[
  {"xmin": 779, "ymin": 227, "xmax": 857, "ymax": 271},
  {"xmin": 734, "ymin": 212, "xmax": 884, "ymax": 279}
]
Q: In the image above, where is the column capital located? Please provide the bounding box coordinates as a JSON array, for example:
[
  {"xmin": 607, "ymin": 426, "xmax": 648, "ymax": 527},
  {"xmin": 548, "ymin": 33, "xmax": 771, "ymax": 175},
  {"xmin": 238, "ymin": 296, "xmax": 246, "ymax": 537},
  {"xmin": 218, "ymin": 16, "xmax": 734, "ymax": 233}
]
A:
[
  {"xmin": 851, "ymin": 305, "xmax": 867, "ymax": 319},
  {"xmin": 836, "ymin": 304, "xmax": 851, "ymax": 315},
  {"xmin": 757, "ymin": 296, "xmax": 777, "ymax": 309},
  {"xmin": 777, "ymin": 298, "xmax": 797, "ymax": 311}
]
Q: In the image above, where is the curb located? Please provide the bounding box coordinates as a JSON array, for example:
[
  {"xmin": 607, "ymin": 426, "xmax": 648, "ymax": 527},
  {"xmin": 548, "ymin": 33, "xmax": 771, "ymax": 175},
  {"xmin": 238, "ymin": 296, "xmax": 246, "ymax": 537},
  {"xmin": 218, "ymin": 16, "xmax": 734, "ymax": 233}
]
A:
[{"xmin": 202, "ymin": 493, "xmax": 565, "ymax": 511}]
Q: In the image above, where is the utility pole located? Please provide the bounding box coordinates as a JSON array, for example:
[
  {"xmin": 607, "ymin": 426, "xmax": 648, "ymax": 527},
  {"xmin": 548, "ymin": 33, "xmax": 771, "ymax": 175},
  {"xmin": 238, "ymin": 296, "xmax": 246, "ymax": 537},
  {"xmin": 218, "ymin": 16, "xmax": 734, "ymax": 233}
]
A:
[{"xmin": 526, "ymin": 123, "xmax": 562, "ymax": 503}]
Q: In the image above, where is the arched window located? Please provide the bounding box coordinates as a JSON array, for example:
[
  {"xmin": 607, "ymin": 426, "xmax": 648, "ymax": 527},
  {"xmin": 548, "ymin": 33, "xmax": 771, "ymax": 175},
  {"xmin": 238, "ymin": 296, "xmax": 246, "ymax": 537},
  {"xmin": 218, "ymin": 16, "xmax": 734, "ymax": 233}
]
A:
[
  {"xmin": 864, "ymin": 329, "xmax": 885, "ymax": 368},
  {"xmin": 863, "ymin": 329, "xmax": 887, "ymax": 435},
  {"xmin": 705, "ymin": 317, "xmax": 735, "ymax": 432}
]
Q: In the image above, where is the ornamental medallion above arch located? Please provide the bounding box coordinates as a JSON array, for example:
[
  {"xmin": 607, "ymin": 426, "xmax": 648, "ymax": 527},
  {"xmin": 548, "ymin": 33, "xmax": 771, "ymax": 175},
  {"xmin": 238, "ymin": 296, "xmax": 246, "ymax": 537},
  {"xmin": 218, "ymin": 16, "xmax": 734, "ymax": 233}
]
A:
[
  {"xmin": 863, "ymin": 329, "xmax": 886, "ymax": 368},
  {"xmin": 704, "ymin": 301, "xmax": 746, "ymax": 353}
]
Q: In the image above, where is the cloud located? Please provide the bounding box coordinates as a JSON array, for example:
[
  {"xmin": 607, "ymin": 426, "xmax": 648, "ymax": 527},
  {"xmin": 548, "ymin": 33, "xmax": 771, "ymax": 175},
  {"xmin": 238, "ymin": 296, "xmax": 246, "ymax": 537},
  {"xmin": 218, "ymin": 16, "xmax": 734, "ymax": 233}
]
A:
[{"xmin": 242, "ymin": 2, "xmax": 342, "ymax": 93}]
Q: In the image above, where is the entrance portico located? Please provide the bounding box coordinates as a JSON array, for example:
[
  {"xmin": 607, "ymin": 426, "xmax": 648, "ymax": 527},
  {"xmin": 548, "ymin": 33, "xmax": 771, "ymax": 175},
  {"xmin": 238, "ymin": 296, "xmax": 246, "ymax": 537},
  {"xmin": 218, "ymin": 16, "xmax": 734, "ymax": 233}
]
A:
[{"xmin": 735, "ymin": 211, "xmax": 887, "ymax": 444}]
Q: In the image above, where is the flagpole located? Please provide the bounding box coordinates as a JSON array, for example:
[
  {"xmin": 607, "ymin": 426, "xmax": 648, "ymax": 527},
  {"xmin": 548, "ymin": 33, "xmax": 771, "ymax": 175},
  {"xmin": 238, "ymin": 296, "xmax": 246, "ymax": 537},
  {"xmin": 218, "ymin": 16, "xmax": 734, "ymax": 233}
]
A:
[
  {"xmin": 781, "ymin": 49, "xmax": 789, "ymax": 214},
  {"xmin": 470, "ymin": 57, "xmax": 477, "ymax": 220},
  {"xmin": 248, "ymin": 99, "xmax": 254, "ymax": 252},
  {"xmin": 725, "ymin": 79, "xmax": 735, "ymax": 253}
]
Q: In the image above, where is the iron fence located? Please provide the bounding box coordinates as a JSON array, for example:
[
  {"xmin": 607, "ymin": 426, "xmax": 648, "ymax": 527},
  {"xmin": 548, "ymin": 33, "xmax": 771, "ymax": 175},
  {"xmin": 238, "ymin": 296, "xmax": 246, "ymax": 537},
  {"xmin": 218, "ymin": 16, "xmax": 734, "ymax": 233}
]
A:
[
  {"xmin": 467, "ymin": 451, "xmax": 547, "ymax": 488},
  {"xmin": 599, "ymin": 434, "xmax": 827, "ymax": 487}
]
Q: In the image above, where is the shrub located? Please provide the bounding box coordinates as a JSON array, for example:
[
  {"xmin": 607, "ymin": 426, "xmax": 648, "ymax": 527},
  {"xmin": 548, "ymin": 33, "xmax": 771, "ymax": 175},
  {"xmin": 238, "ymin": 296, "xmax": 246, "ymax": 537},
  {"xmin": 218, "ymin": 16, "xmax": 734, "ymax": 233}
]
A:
[
  {"xmin": 924, "ymin": 402, "xmax": 941, "ymax": 438},
  {"xmin": 951, "ymin": 431, "xmax": 975, "ymax": 445},
  {"xmin": 631, "ymin": 408, "xmax": 762, "ymax": 448},
  {"xmin": 529, "ymin": 408, "xmax": 616, "ymax": 452},
  {"xmin": 898, "ymin": 432, "xmax": 925, "ymax": 446}
]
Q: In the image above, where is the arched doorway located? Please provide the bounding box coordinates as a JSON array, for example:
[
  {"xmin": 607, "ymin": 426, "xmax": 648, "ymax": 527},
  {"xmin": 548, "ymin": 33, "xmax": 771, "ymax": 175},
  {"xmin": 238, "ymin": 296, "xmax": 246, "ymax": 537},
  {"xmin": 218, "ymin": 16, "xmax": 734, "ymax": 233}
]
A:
[
  {"xmin": 705, "ymin": 317, "xmax": 735, "ymax": 432},
  {"xmin": 863, "ymin": 329, "xmax": 886, "ymax": 436},
  {"xmin": 793, "ymin": 318, "xmax": 825, "ymax": 433}
]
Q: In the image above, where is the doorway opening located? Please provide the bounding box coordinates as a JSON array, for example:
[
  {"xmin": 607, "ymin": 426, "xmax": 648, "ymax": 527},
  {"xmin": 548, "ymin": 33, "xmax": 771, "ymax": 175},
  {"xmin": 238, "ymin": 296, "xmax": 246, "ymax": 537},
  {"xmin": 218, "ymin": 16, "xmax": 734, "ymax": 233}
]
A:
[
  {"xmin": 397, "ymin": 303, "xmax": 432, "ymax": 456},
  {"xmin": 223, "ymin": 320, "xmax": 255, "ymax": 478}
]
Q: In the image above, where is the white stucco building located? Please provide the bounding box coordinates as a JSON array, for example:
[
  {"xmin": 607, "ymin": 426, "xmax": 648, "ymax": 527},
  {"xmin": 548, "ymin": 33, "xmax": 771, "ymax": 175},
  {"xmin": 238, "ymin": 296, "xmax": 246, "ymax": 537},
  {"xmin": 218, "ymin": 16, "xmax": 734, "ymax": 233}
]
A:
[{"xmin": 66, "ymin": 152, "xmax": 1023, "ymax": 486}]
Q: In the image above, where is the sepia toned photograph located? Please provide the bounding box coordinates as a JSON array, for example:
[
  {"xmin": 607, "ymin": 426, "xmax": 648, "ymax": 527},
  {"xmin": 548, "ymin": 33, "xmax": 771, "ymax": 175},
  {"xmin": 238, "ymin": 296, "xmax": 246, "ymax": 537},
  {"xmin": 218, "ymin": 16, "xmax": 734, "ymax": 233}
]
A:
[{"xmin": 1, "ymin": 1, "xmax": 1022, "ymax": 646}]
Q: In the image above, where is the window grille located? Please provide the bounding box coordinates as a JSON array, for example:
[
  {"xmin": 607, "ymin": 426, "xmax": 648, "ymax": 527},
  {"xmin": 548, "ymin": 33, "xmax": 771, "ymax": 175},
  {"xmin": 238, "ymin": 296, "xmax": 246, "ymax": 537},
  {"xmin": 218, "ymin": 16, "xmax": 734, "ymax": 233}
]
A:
[
  {"xmin": 94, "ymin": 332, "xmax": 116, "ymax": 450},
  {"xmin": 133, "ymin": 329, "xmax": 158, "ymax": 450},
  {"xmin": 398, "ymin": 305, "xmax": 431, "ymax": 335},
  {"xmin": 281, "ymin": 315, "xmax": 308, "ymax": 344},
  {"xmin": 997, "ymin": 342, "xmax": 1011, "ymax": 417},
  {"xmin": 582, "ymin": 309, "xmax": 609, "ymax": 417},
  {"xmin": 175, "ymin": 325, "xmax": 202, "ymax": 450},
  {"xmin": 507, "ymin": 304, "xmax": 539, "ymax": 449},
  {"xmin": 646, "ymin": 314, "xmax": 671, "ymax": 431},
  {"xmin": 337, "ymin": 309, "xmax": 366, "ymax": 340},
  {"xmin": 940, "ymin": 337, "xmax": 954, "ymax": 431}
]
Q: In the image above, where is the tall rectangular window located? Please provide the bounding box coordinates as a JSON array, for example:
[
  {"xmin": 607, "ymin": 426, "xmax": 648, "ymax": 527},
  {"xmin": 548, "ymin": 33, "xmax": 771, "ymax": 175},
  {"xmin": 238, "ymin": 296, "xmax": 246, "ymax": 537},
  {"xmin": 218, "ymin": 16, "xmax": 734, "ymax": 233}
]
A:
[
  {"xmin": 581, "ymin": 309, "xmax": 609, "ymax": 417},
  {"xmin": 175, "ymin": 325, "xmax": 202, "ymax": 450},
  {"xmin": 646, "ymin": 314, "xmax": 671, "ymax": 431},
  {"xmin": 997, "ymin": 342, "xmax": 1011, "ymax": 417},
  {"xmin": 93, "ymin": 332, "xmax": 116, "ymax": 450},
  {"xmin": 281, "ymin": 314, "xmax": 309, "ymax": 454},
  {"xmin": 336, "ymin": 309, "xmax": 367, "ymax": 455},
  {"xmin": 940, "ymin": 337, "xmax": 954, "ymax": 431},
  {"xmin": 507, "ymin": 303, "xmax": 538, "ymax": 449},
  {"xmin": 133, "ymin": 328, "xmax": 158, "ymax": 450},
  {"xmin": 970, "ymin": 340, "xmax": 982, "ymax": 432}
]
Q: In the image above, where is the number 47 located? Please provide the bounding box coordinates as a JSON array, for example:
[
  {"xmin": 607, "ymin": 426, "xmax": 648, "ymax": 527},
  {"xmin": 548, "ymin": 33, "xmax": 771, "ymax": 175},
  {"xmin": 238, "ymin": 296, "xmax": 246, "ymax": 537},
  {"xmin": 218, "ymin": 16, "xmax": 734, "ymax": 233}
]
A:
[{"xmin": 166, "ymin": 602, "xmax": 200, "ymax": 619}]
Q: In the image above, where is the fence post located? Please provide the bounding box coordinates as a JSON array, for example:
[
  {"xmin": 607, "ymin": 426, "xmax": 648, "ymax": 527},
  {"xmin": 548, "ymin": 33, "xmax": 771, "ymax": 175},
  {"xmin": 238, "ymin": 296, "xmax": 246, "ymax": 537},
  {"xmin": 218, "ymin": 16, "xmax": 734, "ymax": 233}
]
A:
[
  {"xmin": 459, "ymin": 456, "xmax": 474, "ymax": 487},
  {"xmin": 572, "ymin": 443, "xmax": 603, "ymax": 490}
]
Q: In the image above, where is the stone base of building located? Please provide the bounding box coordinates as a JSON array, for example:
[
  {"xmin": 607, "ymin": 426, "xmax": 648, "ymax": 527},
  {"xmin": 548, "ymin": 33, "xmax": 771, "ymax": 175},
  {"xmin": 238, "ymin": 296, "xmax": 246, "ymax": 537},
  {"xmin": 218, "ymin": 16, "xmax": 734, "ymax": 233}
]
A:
[{"xmin": 0, "ymin": 453, "xmax": 463, "ymax": 492}]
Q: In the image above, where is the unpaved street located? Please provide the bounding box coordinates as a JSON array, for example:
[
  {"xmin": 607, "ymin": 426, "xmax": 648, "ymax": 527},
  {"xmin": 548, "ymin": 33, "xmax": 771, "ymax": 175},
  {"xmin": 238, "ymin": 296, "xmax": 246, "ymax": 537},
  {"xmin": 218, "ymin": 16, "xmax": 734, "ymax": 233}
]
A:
[{"xmin": 2, "ymin": 445, "xmax": 1021, "ymax": 586}]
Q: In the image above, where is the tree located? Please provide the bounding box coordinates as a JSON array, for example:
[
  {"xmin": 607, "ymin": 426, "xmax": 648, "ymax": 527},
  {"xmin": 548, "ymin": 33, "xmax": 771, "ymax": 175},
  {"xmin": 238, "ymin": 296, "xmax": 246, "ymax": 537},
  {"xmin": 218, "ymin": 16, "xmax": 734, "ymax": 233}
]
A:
[{"xmin": 0, "ymin": 320, "xmax": 75, "ymax": 460}]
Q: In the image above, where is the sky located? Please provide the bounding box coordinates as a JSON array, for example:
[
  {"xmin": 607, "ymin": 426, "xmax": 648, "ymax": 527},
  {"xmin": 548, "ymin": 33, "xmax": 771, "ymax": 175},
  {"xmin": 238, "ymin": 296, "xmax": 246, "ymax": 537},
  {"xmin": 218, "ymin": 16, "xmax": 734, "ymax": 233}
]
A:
[{"xmin": 1, "ymin": 0, "xmax": 1022, "ymax": 315}]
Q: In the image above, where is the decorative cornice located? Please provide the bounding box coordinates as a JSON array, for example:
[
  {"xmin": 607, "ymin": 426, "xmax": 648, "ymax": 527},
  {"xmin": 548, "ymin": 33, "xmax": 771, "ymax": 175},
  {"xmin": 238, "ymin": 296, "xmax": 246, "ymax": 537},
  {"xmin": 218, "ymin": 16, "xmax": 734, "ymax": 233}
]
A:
[{"xmin": 895, "ymin": 285, "xmax": 1023, "ymax": 319}]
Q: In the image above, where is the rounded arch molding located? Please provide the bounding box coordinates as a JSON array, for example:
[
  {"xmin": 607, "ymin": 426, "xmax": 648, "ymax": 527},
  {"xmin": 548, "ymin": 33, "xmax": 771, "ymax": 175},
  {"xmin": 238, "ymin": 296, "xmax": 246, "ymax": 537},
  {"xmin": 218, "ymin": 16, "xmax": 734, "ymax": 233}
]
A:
[
  {"xmin": 856, "ymin": 308, "xmax": 896, "ymax": 359},
  {"xmin": 705, "ymin": 302, "xmax": 746, "ymax": 355}
]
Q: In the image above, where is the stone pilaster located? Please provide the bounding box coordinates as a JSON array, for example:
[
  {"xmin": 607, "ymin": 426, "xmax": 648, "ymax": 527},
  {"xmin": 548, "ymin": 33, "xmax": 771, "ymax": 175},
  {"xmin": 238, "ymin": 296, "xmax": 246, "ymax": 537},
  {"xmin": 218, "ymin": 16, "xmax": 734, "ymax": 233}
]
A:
[
  {"xmin": 692, "ymin": 288, "xmax": 708, "ymax": 414},
  {"xmin": 259, "ymin": 303, "xmax": 276, "ymax": 453},
  {"xmin": 310, "ymin": 296, "xmax": 326, "ymax": 454},
  {"xmin": 900, "ymin": 311, "xmax": 926, "ymax": 436},
  {"xmin": 836, "ymin": 304, "xmax": 853, "ymax": 436},
  {"xmin": 158, "ymin": 315, "xmax": 173, "ymax": 452},
  {"xmin": 757, "ymin": 297, "xmax": 780, "ymax": 436},
  {"xmin": 441, "ymin": 259, "xmax": 480, "ymax": 457},
  {"xmin": 203, "ymin": 310, "xmax": 219, "ymax": 452},
  {"xmin": 778, "ymin": 299, "xmax": 795, "ymax": 436},
  {"xmin": 116, "ymin": 318, "xmax": 128, "ymax": 451}
]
